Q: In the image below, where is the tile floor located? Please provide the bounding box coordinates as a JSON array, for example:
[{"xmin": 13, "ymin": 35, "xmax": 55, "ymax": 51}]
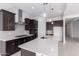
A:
[
  {"xmin": 58, "ymin": 37, "xmax": 79, "ymax": 56},
  {"xmin": 11, "ymin": 51, "xmax": 21, "ymax": 56}
]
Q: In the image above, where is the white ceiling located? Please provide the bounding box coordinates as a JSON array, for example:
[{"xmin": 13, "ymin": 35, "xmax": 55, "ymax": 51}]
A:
[
  {"xmin": 0, "ymin": 3, "xmax": 66, "ymax": 18},
  {"xmin": 64, "ymin": 3, "xmax": 79, "ymax": 17},
  {"xmin": 14, "ymin": 3, "xmax": 66, "ymax": 18},
  {"xmin": 64, "ymin": 3, "xmax": 79, "ymax": 23}
]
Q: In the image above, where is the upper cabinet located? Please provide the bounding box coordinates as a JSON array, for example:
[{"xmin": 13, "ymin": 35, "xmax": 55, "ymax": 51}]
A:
[
  {"xmin": 46, "ymin": 22, "xmax": 53, "ymax": 30},
  {"xmin": 25, "ymin": 18, "xmax": 38, "ymax": 34},
  {"xmin": 53, "ymin": 20, "xmax": 63, "ymax": 27},
  {"xmin": 0, "ymin": 9, "xmax": 15, "ymax": 31},
  {"xmin": 25, "ymin": 18, "xmax": 30, "ymax": 30}
]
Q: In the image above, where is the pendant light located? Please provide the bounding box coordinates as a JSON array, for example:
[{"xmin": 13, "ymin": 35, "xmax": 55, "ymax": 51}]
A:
[
  {"xmin": 50, "ymin": 8, "xmax": 54, "ymax": 24},
  {"xmin": 43, "ymin": 3, "xmax": 48, "ymax": 17}
]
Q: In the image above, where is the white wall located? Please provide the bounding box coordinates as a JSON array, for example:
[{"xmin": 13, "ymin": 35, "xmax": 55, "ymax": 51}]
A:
[
  {"xmin": 66, "ymin": 20, "xmax": 79, "ymax": 38},
  {"xmin": 64, "ymin": 3, "xmax": 79, "ymax": 17},
  {"xmin": 66, "ymin": 21, "xmax": 72, "ymax": 37},
  {"xmin": 0, "ymin": 24, "xmax": 29, "ymax": 38},
  {"xmin": 71, "ymin": 20, "xmax": 79, "ymax": 38}
]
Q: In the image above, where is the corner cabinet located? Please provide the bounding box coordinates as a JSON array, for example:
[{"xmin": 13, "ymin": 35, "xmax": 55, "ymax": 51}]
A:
[{"xmin": 0, "ymin": 9, "xmax": 15, "ymax": 31}]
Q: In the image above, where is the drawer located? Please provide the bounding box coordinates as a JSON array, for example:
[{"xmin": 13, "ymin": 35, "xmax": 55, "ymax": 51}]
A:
[
  {"xmin": 17, "ymin": 39, "xmax": 24, "ymax": 45},
  {"xmin": 23, "ymin": 39, "xmax": 26, "ymax": 42},
  {"xmin": 6, "ymin": 39, "xmax": 17, "ymax": 46},
  {"xmin": 17, "ymin": 37, "xmax": 26, "ymax": 45}
]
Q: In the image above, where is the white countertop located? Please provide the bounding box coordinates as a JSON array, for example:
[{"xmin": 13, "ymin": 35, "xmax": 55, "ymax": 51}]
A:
[
  {"xmin": 0, "ymin": 24, "xmax": 32, "ymax": 41},
  {"xmin": 0, "ymin": 31, "xmax": 32, "ymax": 41},
  {"xmin": 19, "ymin": 36, "xmax": 58, "ymax": 56}
]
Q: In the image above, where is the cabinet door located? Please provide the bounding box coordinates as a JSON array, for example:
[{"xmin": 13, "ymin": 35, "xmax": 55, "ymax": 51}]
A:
[
  {"xmin": 30, "ymin": 29, "xmax": 37, "ymax": 34},
  {"xmin": 21, "ymin": 49, "xmax": 36, "ymax": 56},
  {"xmin": 17, "ymin": 38, "xmax": 25, "ymax": 45},
  {"xmin": 25, "ymin": 37, "xmax": 32, "ymax": 42},
  {"xmin": 3, "ymin": 11, "xmax": 15, "ymax": 31},
  {"xmin": 6, "ymin": 40, "xmax": 20, "ymax": 56},
  {"xmin": 8, "ymin": 13, "xmax": 15, "ymax": 30},
  {"xmin": 3, "ymin": 11, "xmax": 9, "ymax": 30},
  {"xmin": 23, "ymin": 37, "xmax": 30, "ymax": 43},
  {"xmin": 25, "ymin": 25, "xmax": 30, "ymax": 30},
  {"xmin": 29, "ymin": 20, "xmax": 35, "ymax": 29},
  {"xmin": 53, "ymin": 20, "xmax": 63, "ymax": 27},
  {"xmin": 25, "ymin": 18, "xmax": 30, "ymax": 30}
]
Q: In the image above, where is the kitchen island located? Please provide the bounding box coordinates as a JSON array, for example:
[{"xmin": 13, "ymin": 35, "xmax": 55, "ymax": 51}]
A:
[{"xmin": 19, "ymin": 36, "xmax": 58, "ymax": 56}]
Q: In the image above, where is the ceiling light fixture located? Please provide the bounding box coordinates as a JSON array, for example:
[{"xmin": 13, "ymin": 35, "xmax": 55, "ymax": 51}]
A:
[
  {"xmin": 49, "ymin": 8, "xmax": 54, "ymax": 23},
  {"xmin": 42, "ymin": 3, "xmax": 48, "ymax": 17},
  {"xmin": 43, "ymin": 13, "xmax": 46, "ymax": 17},
  {"xmin": 32, "ymin": 6, "xmax": 35, "ymax": 9}
]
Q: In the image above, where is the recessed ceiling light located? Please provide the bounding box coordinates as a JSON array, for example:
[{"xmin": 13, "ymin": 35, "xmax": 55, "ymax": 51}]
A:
[
  {"xmin": 32, "ymin": 6, "xmax": 35, "ymax": 9},
  {"xmin": 43, "ymin": 13, "xmax": 46, "ymax": 17}
]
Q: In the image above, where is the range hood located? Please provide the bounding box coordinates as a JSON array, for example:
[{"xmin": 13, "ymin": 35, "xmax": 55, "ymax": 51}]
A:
[{"xmin": 18, "ymin": 9, "xmax": 24, "ymax": 25}]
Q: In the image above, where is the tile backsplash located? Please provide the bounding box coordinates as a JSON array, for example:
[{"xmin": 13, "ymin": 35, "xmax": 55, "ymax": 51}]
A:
[{"xmin": 0, "ymin": 24, "xmax": 29, "ymax": 37}]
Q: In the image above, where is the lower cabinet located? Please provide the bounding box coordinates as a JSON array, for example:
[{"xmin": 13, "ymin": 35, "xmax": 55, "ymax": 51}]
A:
[
  {"xmin": 21, "ymin": 49, "xmax": 36, "ymax": 56},
  {"xmin": 0, "ymin": 34, "xmax": 37, "ymax": 56},
  {"xmin": 17, "ymin": 38, "xmax": 24, "ymax": 45},
  {"xmin": 17, "ymin": 37, "xmax": 32, "ymax": 45},
  {"xmin": 6, "ymin": 39, "xmax": 20, "ymax": 56}
]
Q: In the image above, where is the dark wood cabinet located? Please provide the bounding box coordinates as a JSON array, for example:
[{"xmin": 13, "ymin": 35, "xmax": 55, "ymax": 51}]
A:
[
  {"xmin": 46, "ymin": 22, "xmax": 53, "ymax": 35},
  {"xmin": 17, "ymin": 38, "xmax": 24, "ymax": 45},
  {"xmin": 21, "ymin": 49, "xmax": 36, "ymax": 56},
  {"xmin": 29, "ymin": 29, "xmax": 37, "ymax": 34},
  {"xmin": 25, "ymin": 18, "xmax": 30, "ymax": 30},
  {"xmin": 53, "ymin": 20, "xmax": 63, "ymax": 27},
  {"xmin": 6, "ymin": 40, "xmax": 20, "ymax": 56},
  {"xmin": 0, "ymin": 34, "xmax": 37, "ymax": 56},
  {"xmin": 29, "ymin": 20, "xmax": 38, "ymax": 34},
  {"xmin": 46, "ymin": 22, "xmax": 53, "ymax": 30},
  {"xmin": 25, "ymin": 18, "xmax": 38, "ymax": 35},
  {"xmin": 0, "ymin": 9, "xmax": 15, "ymax": 31},
  {"xmin": 17, "ymin": 37, "xmax": 31, "ymax": 45},
  {"xmin": 29, "ymin": 20, "xmax": 35, "ymax": 28},
  {"xmin": 29, "ymin": 20, "xmax": 38, "ymax": 28}
]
